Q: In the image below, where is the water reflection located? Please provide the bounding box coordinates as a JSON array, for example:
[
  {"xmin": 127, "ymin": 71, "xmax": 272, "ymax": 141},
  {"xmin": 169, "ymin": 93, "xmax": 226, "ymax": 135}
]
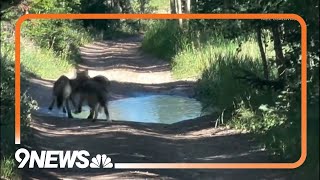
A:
[{"xmin": 36, "ymin": 95, "xmax": 203, "ymax": 124}]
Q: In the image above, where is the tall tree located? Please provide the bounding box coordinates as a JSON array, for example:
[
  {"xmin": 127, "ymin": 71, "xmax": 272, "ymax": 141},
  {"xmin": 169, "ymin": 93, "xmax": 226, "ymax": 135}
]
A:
[
  {"xmin": 176, "ymin": 0, "xmax": 182, "ymax": 27},
  {"xmin": 185, "ymin": 0, "xmax": 191, "ymax": 13},
  {"xmin": 170, "ymin": 0, "xmax": 176, "ymax": 13},
  {"xmin": 271, "ymin": 24, "xmax": 286, "ymax": 79},
  {"xmin": 256, "ymin": 25, "xmax": 269, "ymax": 80}
]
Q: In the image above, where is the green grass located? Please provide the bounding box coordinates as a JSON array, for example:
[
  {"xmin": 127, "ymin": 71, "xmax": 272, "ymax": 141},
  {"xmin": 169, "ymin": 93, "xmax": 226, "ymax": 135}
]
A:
[
  {"xmin": 1, "ymin": 55, "xmax": 35, "ymax": 180},
  {"xmin": 195, "ymin": 54, "xmax": 272, "ymax": 111},
  {"xmin": 142, "ymin": 20, "xmax": 276, "ymax": 80},
  {"xmin": 21, "ymin": 41, "xmax": 73, "ymax": 79},
  {"xmin": 130, "ymin": 0, "xmax": 170, "ymax": 13},
  {"xmin": 172, "ymin": 37, "xmax": 262, "ymax": 79},
  {"xmin": 149, "ymin": 0, "xmax": 170, "ymax": 13},
  {"xmin": 142, "ymin": 20, "xmax": 187, "ymax": 60},
  {"xmin": 0, "ymin": 157, "xmax": 19, "ymax": 179},
  {"xmin": 229, "ymin": 102, "xmax": 286, "ymax": 133}
]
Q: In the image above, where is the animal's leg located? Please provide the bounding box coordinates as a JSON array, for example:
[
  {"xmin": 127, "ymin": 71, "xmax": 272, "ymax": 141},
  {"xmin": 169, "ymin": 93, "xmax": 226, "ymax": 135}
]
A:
[
  {"xmin": 74, "ymin": 95, "xmax": 84, "ymax": 114},
  {"xmin": 87, "ymin": 108, "xmax": 94, "ymax": 119},
  {"xmin": 91, "ymin": 105, "xmax": 99, "ymax": 122},
  {"xmin": 69, "ymin": 95, "xmax": 77, "ymax": 109},
  {"xmin": 48, "ymin": 97, "xmax": 55, "ymax": 111},
  {"xmin": 65, "ymin": 99, "xmax": 73, "ymax": 118},
  {"xmin": 93, "ymin": 105, "xmax": 99, "ymax": 119},
  {"xmin": 104, "ymin": 104, "xmax": 111, "ymax": 122}
]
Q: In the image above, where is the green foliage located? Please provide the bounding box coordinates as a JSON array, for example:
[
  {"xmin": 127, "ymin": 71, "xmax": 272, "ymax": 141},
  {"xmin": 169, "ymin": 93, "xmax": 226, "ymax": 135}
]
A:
[
  {"xmin": 21, "ymin": 40, "xmax": 73, "ymax": 79},
  {"xmin": 21, "ymin": 19, "xmax": 92, "ymax": 62},
  {"xmin": 2, "ymin": 0, "xmax": 92, "ymax": 64},
  {"xmin": 148, "ymin": 0, "xmax": 170, "ymax": 13},
  {"xmin": 196, "ymin": 55, "xmax": 266, "ymax": 110},
  {"xmin": 143, "ymin": 1, "xmax": 318, "ymax": 178},
  {"xmin": 0, "ymin": 56, "xmax": 37, "ymax": 179},
  {"xmin": 172, "ymin": 36, "xmax": 263, "ymax": 79},
  {"xmin": 229, "ymin": 99, "xmax": 301, "ymax": 160},
  {"xmin": 0, "ymin": 0, "xmax": 317, "ymax": 178},
  {"xmin": 30, "ymin": 0, "xmax": 81, "ymax": 13},
  {"xmin": 0, "ymin": 56, "xmax": 37, "ymax": 154},
  {"xmin": 131, "ymin": 0, "xmax": 170, "ymax": 13},
  {"xmin": 0, "ymin": 156, "xmax": 19, "ymax": 179},
  {"xmin": 1, "ymin": 20, "xmax": 37, "ymax": 180},
  {"xmin": 142, "ymin": 20, "xmax": 186, "ymax": 60},
  {"xmin": 230, "ymin": 103, "xmax": 286, "ymax": 133}
]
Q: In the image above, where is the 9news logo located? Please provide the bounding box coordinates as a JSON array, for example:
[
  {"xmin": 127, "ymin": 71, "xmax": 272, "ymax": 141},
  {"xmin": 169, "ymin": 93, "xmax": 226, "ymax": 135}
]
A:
[{"xmin": 15, "ymin": 148, "xmax": 113, "ymax": 169}]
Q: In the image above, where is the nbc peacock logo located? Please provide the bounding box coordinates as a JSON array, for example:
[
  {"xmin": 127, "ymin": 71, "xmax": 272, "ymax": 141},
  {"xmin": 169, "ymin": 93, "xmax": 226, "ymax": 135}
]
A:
[{"xmin": 90, "ymin": 154, "xmax": 113, "ymax": 168}]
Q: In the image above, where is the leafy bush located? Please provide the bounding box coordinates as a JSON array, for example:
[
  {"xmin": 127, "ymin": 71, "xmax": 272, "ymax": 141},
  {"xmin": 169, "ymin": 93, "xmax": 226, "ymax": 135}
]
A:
[
  {"xmin": 0, "ymin": 57, "xmax": 37, "ymax": 179},
  {"xmin": 142, "ymin": 20, "xmax": 187, "ymax": 60},
  {"xmin": 1, "ymin": 21, "xmax": 37, "ymax": 178},
  {"xmin": 229, "ymin": 99, "xmax": 301, "ymax": 161},
  {"xmin": 21, "ymin": 19, "xmax": 92, "ymax": 63},
  {"xmin": 0, "ymin": 57, "xmax": 37, "ymax": 152},
  {"xmin": 230, "ymin": 102, "xmax": 286, "ymax": 133},
  {"xmin": 195, "ymin": 54, "xmax": 277, "ymax": 112}
]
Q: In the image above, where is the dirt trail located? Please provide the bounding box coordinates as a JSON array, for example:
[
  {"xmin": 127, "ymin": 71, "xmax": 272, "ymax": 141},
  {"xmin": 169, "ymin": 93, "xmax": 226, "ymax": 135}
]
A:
[{"xmin": 23, "ymin": 36, "xmax": 295, "ymax": 180}]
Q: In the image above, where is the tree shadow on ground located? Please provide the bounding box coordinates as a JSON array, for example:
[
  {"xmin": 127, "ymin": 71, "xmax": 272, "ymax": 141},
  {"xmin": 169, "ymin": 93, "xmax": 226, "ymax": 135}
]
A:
[
  {"xmin": 76, "ymin": 36, "xmax": 172, "ymax": 73},
  {"xmin": 22, "ymin": 75, "xmax": 297, "ymax": 179},
  {"xmin": 22, "ymin": 114, "xmax": 296, "ymax": 180}
]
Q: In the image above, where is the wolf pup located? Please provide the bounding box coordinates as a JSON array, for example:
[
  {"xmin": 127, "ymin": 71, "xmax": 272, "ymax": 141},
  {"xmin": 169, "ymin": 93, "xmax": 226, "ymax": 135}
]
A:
[
  {"xmin": 76, "ymin": 79, "xmax": 111, "ymax": 122},
  {"xmin": 74, "ymin": 75, "xmax": 111, "ymax": 114},
  {"xmin": 92, "ymin": 75, "xmax": 110, "ymax": 92},
  {"xmin": 48, "ymin": 75, "xmax": 74, "ymax": 118},
  {"xmin": 69, "ymin": 69, "xmax": 91, "ymax": 101},
  {"xmin": 48, "ymin": 70, "xmax": 90, "ymax": 118}
]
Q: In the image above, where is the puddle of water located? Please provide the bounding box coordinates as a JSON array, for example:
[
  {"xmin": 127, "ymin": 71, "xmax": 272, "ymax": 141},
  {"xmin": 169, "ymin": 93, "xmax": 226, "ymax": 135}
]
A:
[
  {"xmin": 36, "ymin": 95, "xmax": 204, "ymax": 124},
  {"xmin": 109, "ymin": 95, "xmax": 203, "ymax": 124}
]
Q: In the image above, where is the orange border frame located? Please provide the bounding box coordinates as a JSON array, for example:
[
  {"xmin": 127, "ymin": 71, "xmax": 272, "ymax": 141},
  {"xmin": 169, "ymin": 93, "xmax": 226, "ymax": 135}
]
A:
[{"xmin": 15, "ymin": 14, "xmax": 307, "ymax": 169}]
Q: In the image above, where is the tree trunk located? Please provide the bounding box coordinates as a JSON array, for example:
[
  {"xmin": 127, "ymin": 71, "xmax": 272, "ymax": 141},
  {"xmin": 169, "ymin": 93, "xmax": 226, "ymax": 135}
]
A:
[
  {"xmin": 110, "ymin": 0, "xmax": 114, "ymax": 8},
  {"xmin": 175, "ymin": 0, "xmax": 178, "ymax": 13},
  {"xmin": 256, "ymin": 26, "xmax": 269, "ymax": 80},
  {"xmin": 170, "ymin": 0, "xmax": 176, "ymax": 13},
  {"xmin": 271, "ymin": 25, "xmax": 286, "ymax": 79},
  {"xmin": 137, "ymin": 0, "xmax": 146, "ymax": 32},
  {"xmin": 176, "ymin": 0, "xmax": 183, "ymax": 27},
  {"xmin": 184, "ymin": 0, "xmax": 191, "ymax": 28},
  {"xmin": 186, "ymin": 0, "xmax": 191, "ymax": 13}
]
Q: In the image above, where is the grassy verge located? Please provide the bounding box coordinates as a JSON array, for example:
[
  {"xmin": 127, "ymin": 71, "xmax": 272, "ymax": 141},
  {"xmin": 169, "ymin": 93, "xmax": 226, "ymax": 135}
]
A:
[
  {"xmin": 142, "ymin": 20, "xmax": 186, "ymax": 60},
  {"xmin": 142, "ymin": 20, "xmax": 277, "ymax": 78},
  {"xmin": 21, "ymin": 40, "xmax": 73, "ymax": 79},
  {"xmin": 172, "ymin": 36, "xmax": 264, "ymax": 79},
  {"xmin": 1, "ymin": 54, "xmax": 37, "ymax": 179},
  {"xmin": 0, "ymin": 156, "xmax": 19, "ymax": 179}
]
